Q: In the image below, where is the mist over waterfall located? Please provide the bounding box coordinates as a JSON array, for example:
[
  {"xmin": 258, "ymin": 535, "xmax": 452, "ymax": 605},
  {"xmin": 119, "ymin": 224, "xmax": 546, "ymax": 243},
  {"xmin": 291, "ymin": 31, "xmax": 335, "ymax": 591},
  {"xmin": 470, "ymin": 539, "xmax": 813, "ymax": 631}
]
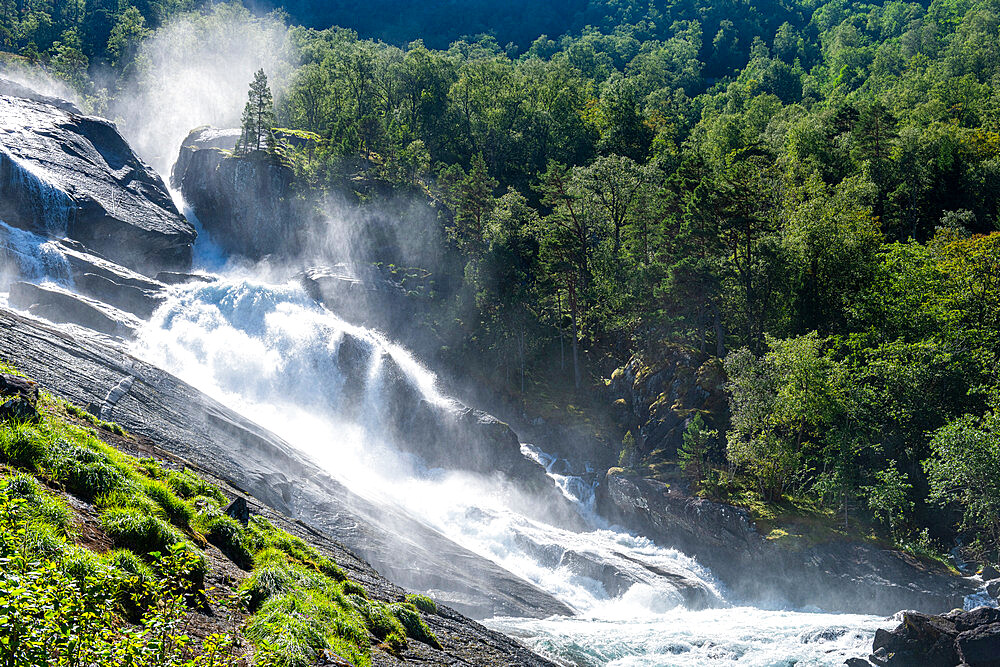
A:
[{"xmin": 121, "ymin": 274, "xmax": 892, "ymax": 665}]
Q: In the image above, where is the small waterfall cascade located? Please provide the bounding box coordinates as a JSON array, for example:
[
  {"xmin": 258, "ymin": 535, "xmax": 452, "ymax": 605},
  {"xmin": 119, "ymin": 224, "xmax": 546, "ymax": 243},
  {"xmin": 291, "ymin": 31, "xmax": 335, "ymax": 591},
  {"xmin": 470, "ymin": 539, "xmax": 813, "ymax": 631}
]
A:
[
  {"xmin": 0, "ymin": 146, "xmax": 76, "ymax": 236},
  {"xmin": 0, "ymin": 219, "xmax": 72, "ymax": 287}
]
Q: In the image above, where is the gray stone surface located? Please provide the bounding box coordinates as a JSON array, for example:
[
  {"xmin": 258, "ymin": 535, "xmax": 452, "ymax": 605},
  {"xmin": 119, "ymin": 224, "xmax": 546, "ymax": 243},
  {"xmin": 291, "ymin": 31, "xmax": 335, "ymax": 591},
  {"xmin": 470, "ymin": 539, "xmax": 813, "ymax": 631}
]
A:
[{"xmin": 0, "ymin": 84, "xmax": 195, "ymax": 272}]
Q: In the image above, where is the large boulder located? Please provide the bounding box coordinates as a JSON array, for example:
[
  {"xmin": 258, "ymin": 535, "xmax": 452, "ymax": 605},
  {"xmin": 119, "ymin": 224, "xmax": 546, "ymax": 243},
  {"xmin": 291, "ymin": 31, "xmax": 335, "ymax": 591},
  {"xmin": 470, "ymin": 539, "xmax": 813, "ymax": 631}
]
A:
[
  {"xmin": 597, "ymin": 472, "xmax": 977, "ymax": 615},
  {"xmin": 0, "ymin": 81, "xmax": 195, "ymax": 272},
  {"xmin": 171, "ymin": 127, "xmax": 303, "ymax": 260},
  {"xmin": 853, "ymin": 608, "xmax": 1000, "ymax": 666}
]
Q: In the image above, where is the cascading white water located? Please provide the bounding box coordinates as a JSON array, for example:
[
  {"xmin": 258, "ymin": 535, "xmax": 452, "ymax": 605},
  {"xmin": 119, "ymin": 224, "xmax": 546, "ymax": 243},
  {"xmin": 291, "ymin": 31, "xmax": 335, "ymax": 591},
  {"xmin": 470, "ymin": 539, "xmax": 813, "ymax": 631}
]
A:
[
  {"xmin": 0, "ymin": 147, "xmax": 75, "ymax": 236},
  {"xmin": 0, "ymin": 220, "xmax": 72, "ymax": 287},
  {"xmin": 128, "ymin": 276, "xmax": 894, "ymax": 666}
]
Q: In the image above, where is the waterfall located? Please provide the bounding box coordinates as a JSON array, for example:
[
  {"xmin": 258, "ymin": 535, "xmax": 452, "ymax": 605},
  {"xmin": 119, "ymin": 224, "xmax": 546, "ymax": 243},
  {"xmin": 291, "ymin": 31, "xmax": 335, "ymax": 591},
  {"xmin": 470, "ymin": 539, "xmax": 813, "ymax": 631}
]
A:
[
  {"xmin": 0, "ymin": 147, "xmax": 76, "ymax": 236},
  {"xmin": 128, "ymin": 276, "xmax": 895, "ymax": 665},
  {"xmin": 0, "ymin": 219, "xmax": 72, "ymax": 287}
]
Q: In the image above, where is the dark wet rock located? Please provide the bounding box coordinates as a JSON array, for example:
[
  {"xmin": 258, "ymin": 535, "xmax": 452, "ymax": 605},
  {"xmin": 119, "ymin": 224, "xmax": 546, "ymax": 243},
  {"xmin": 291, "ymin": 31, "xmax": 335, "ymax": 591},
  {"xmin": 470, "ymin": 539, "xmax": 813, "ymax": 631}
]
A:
[
  {"xmin": 957, "ymin": 622, "xmax": 1000, "ymax": 666},
  {"xmin": 172, "ymin": 127, "xmax": 302, "ymax": 260},
  {"xmin": 9, "ymin": 281, "xmax": 140, "ymax": 338},
  {"xmin": 225, "ymin": 496, "xmax": 250, "ymax": 526},
  {"xmin": 0, "ymin": 306, "xmax": 572, "ymax": 621},
  {"xmin": 986, "ymin": 579, "xmax": 1000, "ymax": 600},
  {"xmin": 846, "ymin": 658, "xmax": 873, "ymax": 667},
  {"xmin": 982, "ymin": 564, "xmax": 1000, "ymax": 580},
  {"xmin": 0, "ymin": 396, "xmax": 39, "ymax": 422},
  {"xmin": 0, "ymin": 87, "xmax": 195, "ymax": 272},
  {"xmin": 0, "ymin": 373, "xmax": 39, "ymax": 403},
  {"xmin": 608, "ymin": 345, "xmax": 728, "ymax": 462},
  {"xmin": 299, "ymin": 264, "xmax": 419, "ymax": 335},
  {"xmin": 863, "ymin": 608, "xmax": 1000, "ymax": 666},
  {"xmin": 559, "ymin": 549, "xmax": 637, "ymax": 597},
  {"xmin": 317, "ymin": 650, "xmax": 355, "ymax": 667},
  {"xmin": 597, "ymin": 472, "xmax": 975, "ymax": 615},
  {"xmin": 74, "ymin": 273, "xmax": 164, "ymax": 319},
  {"xmin": 155, "ymin": 271, "xmax": 216, "ymax": 285}
]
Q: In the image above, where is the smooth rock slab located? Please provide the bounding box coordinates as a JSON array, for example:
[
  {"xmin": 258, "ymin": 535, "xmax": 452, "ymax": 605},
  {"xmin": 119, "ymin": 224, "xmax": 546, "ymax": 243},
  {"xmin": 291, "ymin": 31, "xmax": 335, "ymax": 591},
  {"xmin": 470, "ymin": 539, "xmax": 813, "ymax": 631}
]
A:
[{"xmin": 0, "ymin": 83, "xmax": 195, "ymax": 272}]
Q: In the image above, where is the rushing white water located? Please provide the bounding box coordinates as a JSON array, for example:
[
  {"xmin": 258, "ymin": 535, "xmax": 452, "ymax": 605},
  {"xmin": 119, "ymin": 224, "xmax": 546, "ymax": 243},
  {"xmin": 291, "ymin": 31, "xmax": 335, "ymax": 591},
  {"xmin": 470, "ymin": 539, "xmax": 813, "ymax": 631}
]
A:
[
  {"xmin": 0, "ymin": 147, "xmax": 75, "ymax": 236},
  {"xmin": 0, "ymin": 219, "xmax": 72, "ymax": 287},
  {"xmin": 124, "ymin": 276, "xmax": 896, "ymax": 665}
]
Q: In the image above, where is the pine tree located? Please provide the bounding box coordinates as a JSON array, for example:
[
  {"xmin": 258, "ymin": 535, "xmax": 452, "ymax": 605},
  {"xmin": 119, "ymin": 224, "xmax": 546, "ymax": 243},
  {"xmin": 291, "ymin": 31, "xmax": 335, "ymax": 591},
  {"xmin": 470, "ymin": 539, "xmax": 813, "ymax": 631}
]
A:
[
  {"xmin": 678, "ymin": 414, "xmax": 717, "ymax": 491},
  {"xmin": 237, "ymin": 69, "xmax": 275, "ymax": 155}
]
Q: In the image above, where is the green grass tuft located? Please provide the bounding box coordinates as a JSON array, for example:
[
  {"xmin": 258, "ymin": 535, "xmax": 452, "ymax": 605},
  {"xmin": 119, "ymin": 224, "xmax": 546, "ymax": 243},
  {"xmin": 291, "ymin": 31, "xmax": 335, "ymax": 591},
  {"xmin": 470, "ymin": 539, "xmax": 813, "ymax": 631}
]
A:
[
  {"xmin": 141, "ymin": 479, "xmax": 194, "ymax": 529},
  {"xmin": 0, "ymin": 422, "xmax": 49, "ymax": 470},
  {"xmin": 389, "ymin": 602, "xmax": 442, "ymax": 649},
  {"xmin": 245, "ymin": 588, "xmax": 371, "ymax": 667},
  {"xmin": 405, "ymin": 593, "xmax": 437, "ymax": 614}
]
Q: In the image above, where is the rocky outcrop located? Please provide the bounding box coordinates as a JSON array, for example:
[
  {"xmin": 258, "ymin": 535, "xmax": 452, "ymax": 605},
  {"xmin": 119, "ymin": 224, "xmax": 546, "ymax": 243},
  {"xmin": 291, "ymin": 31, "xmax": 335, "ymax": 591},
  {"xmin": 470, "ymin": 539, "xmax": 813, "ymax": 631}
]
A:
[
  {"xmin": 172, "ymin": 127, "xmax": 303, "ymax": 260},
  {"xmin": 849, "ymin": 607, "xmax": 1000, "ymax": 666},
  {"xmin": 9, "ymin": 281, "xmax": 142, "ymax": 338},
  {"xmin": 597, "ymin": 472, "xmax": 977, "ymax": 615},
  {"xmin": 0, "ymin": 81, "xmax": 195, "ymax": 272},
  {"xmin": 609, "ymin": 345, "xmax": 728, "ymax": 461},
  {"xmin": 299, "ymin": 264, "xmax": 421, "ymax": 335},
  {"xmin": 0, "ymin": 306, "xmax": 573, "ymax": 621}
]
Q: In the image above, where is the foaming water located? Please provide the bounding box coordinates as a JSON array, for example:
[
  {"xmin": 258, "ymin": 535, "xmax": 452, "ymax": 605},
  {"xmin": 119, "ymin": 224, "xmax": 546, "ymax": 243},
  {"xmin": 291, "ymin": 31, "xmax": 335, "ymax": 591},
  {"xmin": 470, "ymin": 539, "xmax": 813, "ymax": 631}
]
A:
[
  {"xmin": 490, "ymin": 608, "xmax": 891, "ymax": 666},
  {"xmin": 129, "ymin": 275, "xmax": 890, "ymax": 665},
  {"xmin": 0, "ymin": 219, "xmax": 71, "ymax": 286}
]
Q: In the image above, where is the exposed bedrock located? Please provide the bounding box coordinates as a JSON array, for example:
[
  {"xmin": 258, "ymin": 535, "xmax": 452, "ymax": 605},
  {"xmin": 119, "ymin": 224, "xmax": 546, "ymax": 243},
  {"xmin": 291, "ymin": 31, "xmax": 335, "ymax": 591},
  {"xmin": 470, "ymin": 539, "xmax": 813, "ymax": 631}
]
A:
[
  {"xmin": 0, "ymin": 306, "xmax": 573, "ymax": 621},
  {"xmin": 849, "ymin": 607, "xmax": 1000, "ymax": 666},
  {"xmin": 597, "ymin": 472, "xmax": 977, "ymax": 615},
  {"xmin": 0, "ymin": 80, "xmax": 195, "ymax": 272},
  {"xmin": 171, "ymin": 127, "xmax": 304, "ymax": 260}
]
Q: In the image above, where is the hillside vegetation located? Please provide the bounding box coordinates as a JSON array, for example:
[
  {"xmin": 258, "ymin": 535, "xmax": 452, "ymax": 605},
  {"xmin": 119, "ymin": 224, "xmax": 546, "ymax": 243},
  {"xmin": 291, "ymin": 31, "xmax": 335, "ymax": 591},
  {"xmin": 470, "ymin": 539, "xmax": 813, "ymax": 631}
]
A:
[{"xmin": 2, "ymin": 0, "xmax": 998, "ymax": 561}]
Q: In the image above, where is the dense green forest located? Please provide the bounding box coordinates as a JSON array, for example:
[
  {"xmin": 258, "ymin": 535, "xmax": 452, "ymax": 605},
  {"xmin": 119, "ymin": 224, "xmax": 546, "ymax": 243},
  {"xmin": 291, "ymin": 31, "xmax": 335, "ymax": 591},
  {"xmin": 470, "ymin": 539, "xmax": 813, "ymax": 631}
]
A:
[{"xmin": 2, "ymin": 0, "xmax": 999, "ymax": 559}]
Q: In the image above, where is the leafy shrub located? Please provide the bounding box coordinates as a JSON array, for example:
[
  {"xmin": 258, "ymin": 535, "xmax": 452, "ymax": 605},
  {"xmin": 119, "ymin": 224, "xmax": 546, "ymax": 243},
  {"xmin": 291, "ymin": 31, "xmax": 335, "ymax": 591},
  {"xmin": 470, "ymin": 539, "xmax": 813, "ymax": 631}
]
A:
[
  {"xmin": 105, "ymin": 549, "xmax": 156, "ymax": 620},
  {"xmin": 389, "ymin": 602, "xmax": 442, "ymax": 649},
  {"xmin": 0, "ymin": 422, "xmax": 48, "ymax": 469},
  {"xmin": 405, "ymin": 593, "xmax": 437, "ymax": 614}
]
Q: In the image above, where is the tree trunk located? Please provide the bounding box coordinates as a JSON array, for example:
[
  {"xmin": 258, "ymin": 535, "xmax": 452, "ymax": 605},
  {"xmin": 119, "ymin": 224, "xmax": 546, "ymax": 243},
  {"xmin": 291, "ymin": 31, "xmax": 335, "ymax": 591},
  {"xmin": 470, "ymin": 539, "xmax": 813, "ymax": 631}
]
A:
[{"xmin": 569, "ymin": 282, "xmax": 582, "ymax": 390}]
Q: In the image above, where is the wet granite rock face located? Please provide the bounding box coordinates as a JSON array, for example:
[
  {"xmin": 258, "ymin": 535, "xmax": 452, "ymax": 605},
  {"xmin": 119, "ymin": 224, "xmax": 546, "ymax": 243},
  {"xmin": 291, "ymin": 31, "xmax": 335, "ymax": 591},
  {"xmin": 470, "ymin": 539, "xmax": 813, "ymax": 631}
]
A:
[
  {"xmin": 171, "ymin": 127, "xmax": 303, "ymax": 260},
  {"xmin": 849, "ymin": 608, "xmax": 1000, "ymax": 667},
  {"xmin": 0, "ymin": 306, "xmax": 572, "ymax": 623},
  {"xmin": 597, "ymin": 472, "xmax": 977, "ymax": 616},
  {"xmin": 9, "ymin": 281, "xmax": 142, "ymax": 339},
  {"xmin": 0, "ymin": 82, "xmax": 195, "ymax": 272}
]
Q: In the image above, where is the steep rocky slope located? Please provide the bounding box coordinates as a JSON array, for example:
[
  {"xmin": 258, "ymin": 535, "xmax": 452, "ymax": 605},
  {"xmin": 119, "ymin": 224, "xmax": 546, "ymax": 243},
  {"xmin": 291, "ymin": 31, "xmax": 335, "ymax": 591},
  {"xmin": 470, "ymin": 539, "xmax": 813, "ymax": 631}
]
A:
[{"xmin": 0, "ymin": 306, "xmax": 571, "ymax": 622}]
